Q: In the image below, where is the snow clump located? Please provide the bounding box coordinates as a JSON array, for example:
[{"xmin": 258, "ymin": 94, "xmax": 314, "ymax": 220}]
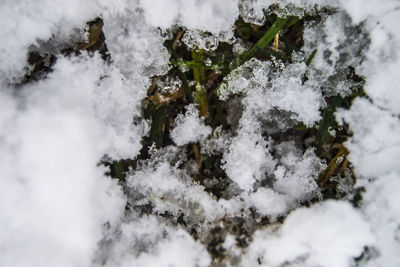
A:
[
  {"xmin": 243, "ymin": 200, "xmax": 374, "ymax": 267},
  {"xmin": 171, "ymin": 104, "xmax": 212, "ymax": 146}
]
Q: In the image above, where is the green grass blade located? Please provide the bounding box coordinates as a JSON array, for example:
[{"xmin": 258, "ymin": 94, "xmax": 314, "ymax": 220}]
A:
[
  {"xmin": 192, "ymin": 50, "xmax": 206, "ymax": 84},
  {"xmin": 306, "ymin": 49, "xmax": 317, "ymax": 66},
  {"xmin": 165, "ymin": 39, "xmax": 194, "ymax": 101},
  {"xmin": 316, "ymin": 96, "xmax": 343, "ymax": 146},
  {"xmin": 149, "ymin": 105, "xmax": 167, "ymax": 148},
  {"xmin": 215, "ymin": 16, "xmax": 300, "ymax": 97},
  {"xmin": 240, "ymin": 16, "xmax": 292, "ymax": 63},
  {"xmin": 191, "ymin": 49, "xmax": 209, "ymax": 116},
  {"xmin": 285, "ymin": 16, "xmax": 300, "ymax": 28}
]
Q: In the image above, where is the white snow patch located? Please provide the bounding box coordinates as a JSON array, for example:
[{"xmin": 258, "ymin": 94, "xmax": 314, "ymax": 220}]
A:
[
  {"xmin": 273, "ymin": 144, "xmax": 323, "ymax": 202},
  {"xmin": 98, "ymin": 215, "xmax": 210, "ymax": 267},
  {"xmin": 0, "ymin": 0, "xmax": 100, "ymax": 80},
  {"xmin": 248, "ymin": 188, "xmax": 290, "ymax": 216},
  {"xmin": 243, "ymin": 201, "xmax": 374, "ymax": 267},
  {"xmin": 140, "ymin": 0, "xmax": 239, "ymax": 34},
  {"xmin": 171, "ymin": 104, "xmax": 212, "ymax": 146},
  {"xmin": 219, "ymin": 58, "xmax": 323, "ymax": 127},
  {"xmin": 0, "ymin": 55, "xmax": 133, "ymax": 267},
  {"xmin": 223, "ymin": 130, "xmax": 275, "ymax": 192}
]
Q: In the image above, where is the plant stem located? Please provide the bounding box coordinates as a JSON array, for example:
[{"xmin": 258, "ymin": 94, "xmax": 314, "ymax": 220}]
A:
[{"xmin": 240, "ymin": 16, "xmax": 292, "ymax": 63}]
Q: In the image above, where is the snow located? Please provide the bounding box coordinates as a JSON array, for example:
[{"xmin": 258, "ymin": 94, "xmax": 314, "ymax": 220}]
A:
[
  {"xmin": 171, "ymin": 104, "xmax": 212, "ymax": 146},
  {"xmin": 220, "ymin": 58, "xmax": 324, "ymax": 193},
  {"xmin": 140, "ymin": 0, "xmax": 239, "ymax": 50},
  {"xmin": 133, "ymin": 228, "xmax": 210, "ymax": 267},
  {"xmin": 334, "ymin": 1, "xmax": 400, "ymax": 265},
  {"xmin": 243, "ymin": 201, "xmax": 374, "ymax": 267},
  {"xmin": 218, "ymin": 57, "xmax": 324, "ymax": 127},
  {"xmin": 248, "ymin": 188, "xmax": 290, "ymax": 216},
  {"xmin": 303, "ymin": 10, "xmax": 369, "ymax": 97},
  {"xmin": 96, "ymin": 215, "xmax": 210, "ymax": 267},
  {"xmin": 273, "ymin": 145, "xmax": 324, "ymax": 202},
  {"xmin": 360, "ymin": 172, "xmax": 400, "ymax": 267},
  {"xmin": 337, "ymin": 99, "xmax": 400, "ymax": 178},
  {"xmin": 0, "ymin": 2, "xmax": 162, "ymax": 265},
  {"xmin": 155, "ymin": 75, "xmax": 182, "ymax": 94},
  {"xmin": 102, "ymin": 1, "xmax": 171, "ymax": 78},
  {"xmin": 127, "ymin": 155, "xmax": 228, "ymax": 223},
  {"xmin": 0, "ymin": 55, "xmax": 128, "ymax": 267},
  {"xmin": 0, "ymin": 0, "xmax": 100, "ymax": 80},
  {"xmin": 182, "ymin": 29, "xmax": 236, "ymax": 51},
  {"xmin": 140, "ymin": 0, "xmax": 239, "ymax": 34},
  {"xmin": 1, "ymin": 0, "xmax": 400, "ymax": 266},
  {"xmin": 223, "ymin": 129, "xmax": 274, "ymax": 192}
]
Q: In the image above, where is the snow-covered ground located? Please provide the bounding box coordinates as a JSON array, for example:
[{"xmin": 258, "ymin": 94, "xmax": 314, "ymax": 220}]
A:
[{"xmin": 1, "ymin": 0, "xmax": 399, "ymax": 266}]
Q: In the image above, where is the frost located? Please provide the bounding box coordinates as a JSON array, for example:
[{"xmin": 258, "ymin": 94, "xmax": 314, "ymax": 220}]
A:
[{"xmin": 171, "ymin": 104, "xmax": 212, "ymax": 146}]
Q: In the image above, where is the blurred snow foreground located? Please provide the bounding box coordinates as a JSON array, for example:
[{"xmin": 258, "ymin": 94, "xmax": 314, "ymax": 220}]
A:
[{"xmin": 0, "ymin": 0, "xmax": 399, "ymax": 266}]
